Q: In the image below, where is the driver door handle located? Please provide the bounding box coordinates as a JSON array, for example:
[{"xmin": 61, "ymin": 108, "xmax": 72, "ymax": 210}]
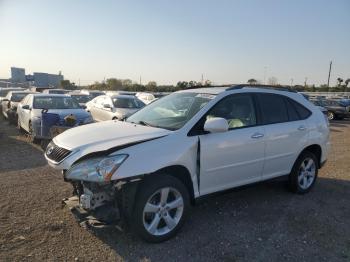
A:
[
  {"xmin": 251, "ymin": 133, "xmax": 264, "ymax": 139},
  {"xmin": 298, "ymin": 125, "xmax": 307, "ymax": 131}
]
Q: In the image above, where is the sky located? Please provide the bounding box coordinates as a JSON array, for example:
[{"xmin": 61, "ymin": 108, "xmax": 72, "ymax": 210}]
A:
[{"xmin": 0, "ymin": 0, "xmax": 349, "ymax": 86}]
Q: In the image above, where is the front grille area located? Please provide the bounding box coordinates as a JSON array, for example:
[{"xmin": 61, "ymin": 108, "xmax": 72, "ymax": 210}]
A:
[{"xmin": 46, "ymin": 142, "xmax": 71, "ymax": 163}]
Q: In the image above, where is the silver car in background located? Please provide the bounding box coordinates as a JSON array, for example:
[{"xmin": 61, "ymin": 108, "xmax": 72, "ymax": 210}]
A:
[
  {"xmin": 1, "ymin": 91, "xmax": 36, "ymax": 119},
  {"xmin": 86, "ymin": 94, "xmax": 145, "ymax": 121}
]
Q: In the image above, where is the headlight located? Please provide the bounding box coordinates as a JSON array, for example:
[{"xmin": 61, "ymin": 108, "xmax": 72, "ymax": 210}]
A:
[{"xmin": 66, "ymin": 154, "xmax": 128, "ymax": 182}]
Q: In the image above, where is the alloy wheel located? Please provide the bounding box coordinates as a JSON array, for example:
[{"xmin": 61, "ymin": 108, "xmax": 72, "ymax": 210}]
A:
[
  {"xmin": 298, "ymin": 158, "xmax": 316, "ymax": 190},
  {"xmin": 143, "ymin": 187, "xmax": 184, "ymax": 236}
]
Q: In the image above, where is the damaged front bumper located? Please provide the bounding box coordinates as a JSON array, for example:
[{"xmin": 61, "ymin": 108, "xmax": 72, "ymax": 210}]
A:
[{"xmin": 62, "ymin": 176, "xmax": 139, "ymax": 229}]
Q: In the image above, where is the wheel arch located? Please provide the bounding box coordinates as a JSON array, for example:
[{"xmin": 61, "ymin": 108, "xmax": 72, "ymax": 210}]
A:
[
  {"xmin": 146, "ymin": 165, "xmax": 195, "ymax": 205},
  {"xmin": 299, "ymin": 144, "xmax": 322, "ymax": 168}
]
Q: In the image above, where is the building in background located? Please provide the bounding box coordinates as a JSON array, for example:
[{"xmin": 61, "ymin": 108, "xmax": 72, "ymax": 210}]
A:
[
  {"xmin": 8, "ymin": 67, "xmax": 64, "ymax": 88},
  {"xmin": 11, "ymin": 67, "xmax": 26, "ymax": 82},
  {"xmin": 33, "ymin": 72, "xmax": 63, "ymax": 87}
]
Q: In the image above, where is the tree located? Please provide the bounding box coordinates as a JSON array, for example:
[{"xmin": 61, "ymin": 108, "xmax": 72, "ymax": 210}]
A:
[
  {"xmin": 247, "ymin": 78, "xmax": 258, "ymax": 85},
  {"xmin": 337, "ymin": 77, "xmax": 343, "ymax": 87},
  {"xmin": 267, "ymin": 77, "xmax": 278, "ymax": 85},
  {"xmin": 146, "ymin": 81, "xmax": 157, "ymax": 92},
  {"xmin": 60, "ymin": 80, "xmax": 77, "ymax": 90},
  {"xmin": 345, "ymin": 79, "xmax": 350, "ymax": 87},
  {"xmin": 203, "ymin": 80, "xmax": 212, "ymax": 87}
]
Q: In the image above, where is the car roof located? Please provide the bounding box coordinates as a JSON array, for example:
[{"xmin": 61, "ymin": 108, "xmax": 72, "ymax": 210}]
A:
[
  {"xmin": 110, "ymin": 94, "xmax": 136, "ymax": 99},
  {"xmin": 31, "ymin": 93, "xmax": 70, "ymax": 97},
  {"xmin": 178, "ymin": 84, "xmax": 298, "ymax": 95},
  {"xmin": 8, "ymin": 91, "xmax": 36, "ymax": 94}
]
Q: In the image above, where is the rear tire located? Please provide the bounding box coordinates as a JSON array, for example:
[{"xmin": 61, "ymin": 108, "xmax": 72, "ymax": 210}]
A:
[
  {"xmin": 131, "ymin": 175, "xmax": 190, "ymax": 243},
  {"xmin": 288, "ymin": 151, "xmax": 318, "ymax": 194}
]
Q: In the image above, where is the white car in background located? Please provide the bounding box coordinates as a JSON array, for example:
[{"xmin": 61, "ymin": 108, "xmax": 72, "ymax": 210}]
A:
[
  {"xmin": 86, "ymin": 94, "xmax": 145, "ymax": 121},
  {"xmin": 45, "ymin": 85, "xmax": 330, "ymax": 242},
  {"xmin": 136, "ymin": 92, "xmax": 156, "ymax": 104}
]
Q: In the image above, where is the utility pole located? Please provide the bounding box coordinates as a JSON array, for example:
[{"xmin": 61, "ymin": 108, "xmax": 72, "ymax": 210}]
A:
[
  {"xmin": 201, "ymin": 74, "xmax": 204, "ymax": 84},
  {"xmin": 327, "ymin": 61, "xmax": 332, "ymax": 88},
  {"xmin": 304, "ymin": 77, "xmax": 308, "ymax": 87},
  {"xmin": 263, "ymin": 66, "xmax": 267, "ymax": 84},
  {"xmin": 290, "ymin": 78, "xmax": 294, "ymax": 87},
  {"xmin": 139, "ymin": 76, "xmax": 141, "ymax": 85}
]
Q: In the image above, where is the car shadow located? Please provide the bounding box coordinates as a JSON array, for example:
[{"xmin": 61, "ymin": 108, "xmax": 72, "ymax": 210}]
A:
[
  {"xmin": 84, "ymin": 177, "xmax": 350, "ymax": 261},
  {"xmin": 0, "ymin": 120, "xmax": 47, "ymax": 172}
]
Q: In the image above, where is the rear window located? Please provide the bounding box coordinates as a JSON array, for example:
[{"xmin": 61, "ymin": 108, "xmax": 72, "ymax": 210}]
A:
[{"xmin": 258, "ymin": 94, "xmax": 288, "ymax": 124}]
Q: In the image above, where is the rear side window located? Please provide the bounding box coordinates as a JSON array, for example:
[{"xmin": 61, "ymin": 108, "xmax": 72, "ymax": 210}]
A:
[
  {"xmin": 285, "ymin": 99, "xmax": 300, "ymax": 121},
  {"xmin": 258, "ymin": 94, "xmax": 288, "ymax": 124},
  {"xmin": 289, "ymin": 99, "xmax": 311, "ymax": 119}
]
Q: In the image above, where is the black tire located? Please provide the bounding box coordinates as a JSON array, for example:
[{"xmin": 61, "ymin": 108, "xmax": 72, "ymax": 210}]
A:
[
  {"xmin": 131, "ymin": 175, "xmax": 190, "ymax": 243},
  {"xmin": 288, "ymin": 151, "xmax": 318, "ymax": 194}
]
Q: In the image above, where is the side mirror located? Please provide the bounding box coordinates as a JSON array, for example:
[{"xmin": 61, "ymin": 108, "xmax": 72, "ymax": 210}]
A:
[
  {"xmin": 80, "ymin": 104, "xmax": 87, "ymax": 109},
  {"xmin": 204, "ymin": 117, "xmax": 228, "ymax": 133},
  {"xmin": 22, "ymin": 105, "xmax": 30, "ymax": 110},
  {"xmin": 2, "ymin": 98, "xmax": 9, "ymax": 102}
]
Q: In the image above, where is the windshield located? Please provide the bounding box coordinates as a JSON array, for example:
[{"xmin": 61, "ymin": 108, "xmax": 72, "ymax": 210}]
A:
[
  {"xmin": 11, "ymin": 93, "xmax": 29, "ymax": 102},
  {"xmin": 33, "ymin": 96, "xmax": 81, "ymax": 109},
  {"xmin": 113, "ymin": 97, "xmax": 144, "ymax": 108},
  {"xmin": 126, "ymin": 92, "xmax": 215, "ymax": 130},
  {"xmin": 72, "ymin": 95, "xmax": 90, "ymax": 103}
]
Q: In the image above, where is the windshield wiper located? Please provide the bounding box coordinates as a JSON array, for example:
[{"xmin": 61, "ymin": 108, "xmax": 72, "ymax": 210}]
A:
[{"xmin": 138, "ymin": 120, "xmax": 153, "ymax": 127}]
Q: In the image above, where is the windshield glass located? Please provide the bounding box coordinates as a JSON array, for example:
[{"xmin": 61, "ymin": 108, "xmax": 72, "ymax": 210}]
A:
[
  {"xmin": 12, "ymin": 93, "xmax": 29, "ymax": 102},
  {"xmin": 33, "ymin": 96, "xmax": 81, "ymax": 109},
  {"xmin": 126, "ymin": 92, "xmax": 215, "ymax": 130},
  {"xmin": 113, "ymin": 97, "xmax": 143, "ymax": 108}
]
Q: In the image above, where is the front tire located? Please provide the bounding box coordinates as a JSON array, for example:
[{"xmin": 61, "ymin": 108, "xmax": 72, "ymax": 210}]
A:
[
  {"xmin": 289, "ymin": 151, "xmax": 318, "ymax": 194},
  {"xmin": 131, "ymin": 175, "xmax": 190, "ymax": 242}
]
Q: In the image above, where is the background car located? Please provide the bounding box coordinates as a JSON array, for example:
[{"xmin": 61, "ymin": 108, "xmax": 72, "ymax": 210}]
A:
[
  {"xmin": 0, "ymin": 87, "xmax": 25, "ymax": 103},
  {"xmin": 69, "ymin": 93, "xmax": 92, "ymax": 107},
  {"xmin": 80, "ymin": 89, "xmax": 105, "ymax": 99},
  {"xmin": 17, "ymin": 94, "xmax": 93, "ymax": 142},
  {"xmin": 312, "ymin": 99, "xmax": 350, "ymax": 120},
  {"xmin": 1, "ymin": 91, "xmax": 36, "ymax": 123},
  {"xmin": 42, "ymin": 89, "xmax": 70, "ymax": 94},
  {"xmin": 87, "ymin": 94, "xmax": 145, "ymax": 121},
  {"xmin": 136, "ymin": 92, "xmax": 156, "ymax": 104}
]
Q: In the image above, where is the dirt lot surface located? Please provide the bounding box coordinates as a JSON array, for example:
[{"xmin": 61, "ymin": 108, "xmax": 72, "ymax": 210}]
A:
[{"xmin": 0, "ymin": 118, "xmax": 349, "ymax": 262}]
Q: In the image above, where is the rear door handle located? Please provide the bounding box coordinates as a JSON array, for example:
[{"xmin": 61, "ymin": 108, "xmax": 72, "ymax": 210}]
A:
[
  {"xmin": 298, "ymin": 126, "xmax": 307, "ymax": 131},
  {"xmin": 251, "ymin": 133, "xmax": 264, "ymax": 139}
]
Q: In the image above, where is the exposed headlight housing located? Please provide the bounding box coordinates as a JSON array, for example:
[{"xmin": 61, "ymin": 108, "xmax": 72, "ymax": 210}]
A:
[{"xmin": 66, "ymin": 154, "xmax": 128, "ymax": 182}]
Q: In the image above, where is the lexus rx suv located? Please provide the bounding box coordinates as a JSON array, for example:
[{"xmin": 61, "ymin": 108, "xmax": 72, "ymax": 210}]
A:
[{"xmin": 45, "ymin": 85, "xmax": 330, "ymax": 242}]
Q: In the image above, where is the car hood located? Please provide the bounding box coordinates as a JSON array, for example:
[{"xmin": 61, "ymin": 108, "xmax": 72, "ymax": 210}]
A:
[
  {"xmin": 53, "ymin": 120, "xmax": 171, "ymax": 151},
  {"xmin": 33, "ymin": 108, "xmax": 90, "ymax": 119}
]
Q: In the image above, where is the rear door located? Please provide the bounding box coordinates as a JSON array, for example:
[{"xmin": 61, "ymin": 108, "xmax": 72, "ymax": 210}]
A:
[
  {"xmin": 256, "ymin": 93, "xmax": 310, "ymax": 179},
  {"xmin": 199, "ymin": 93, "xmax": 266, "ymax": 195}
]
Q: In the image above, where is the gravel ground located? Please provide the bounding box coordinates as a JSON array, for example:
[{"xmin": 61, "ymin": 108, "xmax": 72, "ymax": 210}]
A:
[{"xmin": 0, "ymin": 118, "xmax": 349, "ymax": 262}]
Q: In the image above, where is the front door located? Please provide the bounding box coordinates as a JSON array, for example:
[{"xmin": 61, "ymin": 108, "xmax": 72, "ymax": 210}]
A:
[{"xmin": 199, "ymin": 94, "xmax": 265, "ymax": 195}]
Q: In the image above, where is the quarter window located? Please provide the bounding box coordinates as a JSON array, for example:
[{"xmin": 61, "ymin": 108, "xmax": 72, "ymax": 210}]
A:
[
  {"xmin": 289, "ymin": 99, "xmax": 311, "ymax": 119},
  {"xmin": 258, "ymin": 94, "xmax": 288, "ymax": 124},
  {"xmin": 206, "ymin": 94, "xmax": 256, "ymax": 129}
]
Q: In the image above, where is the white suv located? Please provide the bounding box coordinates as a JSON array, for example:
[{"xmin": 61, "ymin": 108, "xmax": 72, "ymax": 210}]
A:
[{"xmin": 45, "ymin": 85, "xmax": 330, "ymax": 242}]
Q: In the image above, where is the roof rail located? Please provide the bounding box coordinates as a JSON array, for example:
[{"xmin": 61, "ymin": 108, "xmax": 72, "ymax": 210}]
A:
[{"xmin": 226, "ymin": 84, "xmax": 297, "ymax": 93}]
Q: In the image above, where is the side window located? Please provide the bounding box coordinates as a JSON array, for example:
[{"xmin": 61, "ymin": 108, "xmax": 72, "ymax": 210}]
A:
[
  {"xmin": 285, "ymin": 98, "xmax": 300, "ymax": 121},
  {"xmin": 289, "ymin": 99, "xmax": 312, "ymax": 119},
  {"xmin": 258, "ymin": 94, "xmax": 288, "ymax": 124},
  {"xmin": 206, "ymin": 94, "xmax": 256, "ymax": 129}
]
